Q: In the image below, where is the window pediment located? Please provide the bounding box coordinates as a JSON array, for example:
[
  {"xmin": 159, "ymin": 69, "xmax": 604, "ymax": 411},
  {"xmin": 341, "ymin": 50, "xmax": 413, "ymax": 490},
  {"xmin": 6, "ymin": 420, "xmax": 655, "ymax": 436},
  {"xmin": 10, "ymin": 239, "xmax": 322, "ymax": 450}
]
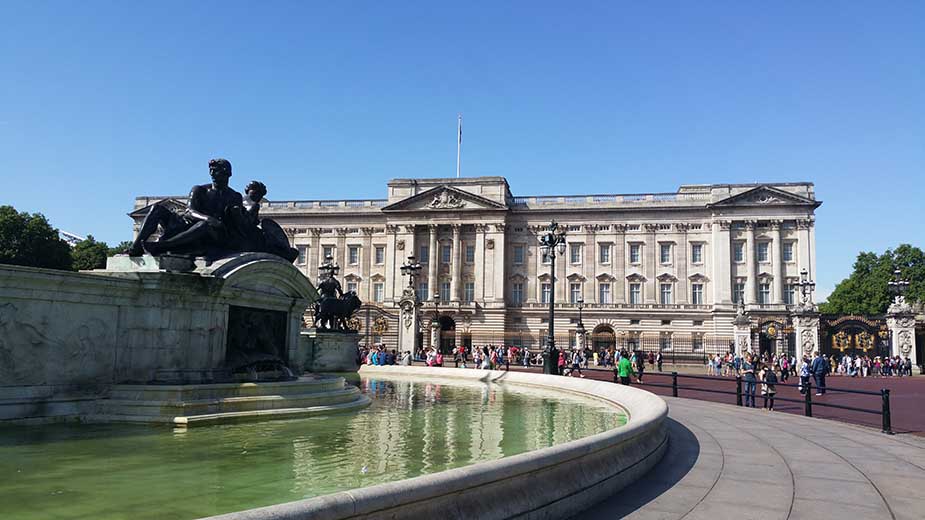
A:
[
  {"xmin": 626, "ymin": 272, "xmax": 646, "ymax": 282},
  {"xmin": 596, "ymin": 273, "xmax": 616, "ymax": 282},
  {"xmin": 688, "ymin": 273, "xmax": 710, "ymax": 282},
  {"xmin": 656, "ymin": 273, "xmax": 678, "ymax": 282},
  {"xmin": 566, "ymin": 273, "xmax": 586, "ymax": 282}
]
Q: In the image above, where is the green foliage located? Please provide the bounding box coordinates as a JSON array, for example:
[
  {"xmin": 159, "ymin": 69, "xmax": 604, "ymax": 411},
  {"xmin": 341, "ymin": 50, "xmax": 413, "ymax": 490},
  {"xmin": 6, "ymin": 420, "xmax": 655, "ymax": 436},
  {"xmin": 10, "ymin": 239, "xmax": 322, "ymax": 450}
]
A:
[
  {"xmin": 0, "ymin": 205, "xmax": 73, "ymax": 270},
  {"xmin": 821, "ymin": 244, "xmax": 925, "ymax": 315},
  {"xmin": 72, "ymin": 235, "xmax": 111, "ymax": 271},
  {"xmin": 109, "ymin": 241, "xmax": 134, "ymax": 256}
]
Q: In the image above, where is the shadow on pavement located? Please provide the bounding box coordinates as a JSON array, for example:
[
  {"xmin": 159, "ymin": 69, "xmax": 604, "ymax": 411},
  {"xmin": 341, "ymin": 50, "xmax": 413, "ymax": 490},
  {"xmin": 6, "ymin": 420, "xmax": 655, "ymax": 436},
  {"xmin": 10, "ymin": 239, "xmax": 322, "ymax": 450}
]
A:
[{"xmin": 576, "ymin": 417, "xmax": 700, "ymax": 519}]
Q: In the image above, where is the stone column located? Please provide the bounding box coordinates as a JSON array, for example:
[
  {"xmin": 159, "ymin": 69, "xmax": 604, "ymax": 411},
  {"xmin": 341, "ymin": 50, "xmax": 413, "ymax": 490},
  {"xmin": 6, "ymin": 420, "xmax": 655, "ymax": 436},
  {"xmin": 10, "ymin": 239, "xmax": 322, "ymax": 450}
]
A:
[
  {"xmin": 644, "ymin": 224, "xmax": 657, "ymax": 304},
  {"xmin": 771, "ymin": 221, "xmax": 784, "ymax": 304},
  {"xmin": 792, "ymin": 308, "xmax": 820, "ymax": 362},
  {"xmin": 397, "ymin": 286, "xmax": 421, "ymax": 356},
  {"xmin": 384, "ymin": 225, "xmax": 399, "ymax": 302},
  {"xmin": 733, "ymin": 308, "xmax": 752, "ymax": 356},
  {"xmin": 584, "ymin": 227, "xmax": 595, "ymax": 302},
  {"xmin": 474, "ymin": 224, "xmax": 487, "ymax": 301},
  {"xmin": 614, "ymin": 225, "xmax": 626, "ymax": 303},
  {"xmin": 677, "ymin": 223, "xmax": 689, "ymax": 303},
  {"xmin": 308, "ymin": 228, "xmax": 322, "ymax": 283},
  {"xmin": 745, "ymin": 221, "xmax": 757, "ymax": 304},
  {"xmin": 451, "ymin": 224, "xmax": 462, "ymax": 301},
  {"xmin": 428, "ymin": 225, "xmax": 438, "ymax": 301},
  {"xmin": 361, "ymin": 227, "xmax": 375, "ymax": 302},
  {"xmin": 492, "ymin": 223, "xmax": 507, "ymax": 305},
  {"xmin": 712, "ymin": 220, "xmax": 732, "ymax": 305},
  {"xmin": 887, "ymin": 299, "xmax": 918, "ymax": 367}
]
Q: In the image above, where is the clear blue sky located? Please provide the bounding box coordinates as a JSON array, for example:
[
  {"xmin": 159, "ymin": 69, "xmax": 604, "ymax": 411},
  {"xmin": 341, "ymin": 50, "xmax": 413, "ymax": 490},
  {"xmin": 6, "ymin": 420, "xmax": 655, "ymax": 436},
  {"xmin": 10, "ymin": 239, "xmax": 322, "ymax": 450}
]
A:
[{"xmin": 1, "ymin": 2, "xmax": 922, "ymax": 299}]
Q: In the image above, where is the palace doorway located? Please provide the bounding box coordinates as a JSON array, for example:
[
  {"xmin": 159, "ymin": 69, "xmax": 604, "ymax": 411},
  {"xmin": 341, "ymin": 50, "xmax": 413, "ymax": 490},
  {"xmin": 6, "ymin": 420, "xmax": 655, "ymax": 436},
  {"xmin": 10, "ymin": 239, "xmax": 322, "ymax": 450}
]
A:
[
  {"xmin": 592, "ymin": 325, "xmax": 616, "ymax": 352},
  {"xmin": 438, "ymin": 315, "xmax": 456, "ymax": 354}
]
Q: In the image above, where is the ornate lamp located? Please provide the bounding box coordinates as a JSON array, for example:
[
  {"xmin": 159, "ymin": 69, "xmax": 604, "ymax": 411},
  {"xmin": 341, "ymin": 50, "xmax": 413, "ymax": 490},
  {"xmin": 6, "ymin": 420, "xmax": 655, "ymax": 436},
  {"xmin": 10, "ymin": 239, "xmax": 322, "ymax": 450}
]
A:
[{"xmin": 537, "ymin": 221, "xmax": 568, "ymax": 374}]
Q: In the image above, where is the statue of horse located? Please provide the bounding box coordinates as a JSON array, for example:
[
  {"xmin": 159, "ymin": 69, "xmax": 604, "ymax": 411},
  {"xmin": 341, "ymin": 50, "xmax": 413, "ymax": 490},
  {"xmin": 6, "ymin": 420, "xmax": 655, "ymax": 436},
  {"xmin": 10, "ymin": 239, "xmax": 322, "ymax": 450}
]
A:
[{"xmin": 313, "ymin": 292, "xmax": 362, "ymax": 331}]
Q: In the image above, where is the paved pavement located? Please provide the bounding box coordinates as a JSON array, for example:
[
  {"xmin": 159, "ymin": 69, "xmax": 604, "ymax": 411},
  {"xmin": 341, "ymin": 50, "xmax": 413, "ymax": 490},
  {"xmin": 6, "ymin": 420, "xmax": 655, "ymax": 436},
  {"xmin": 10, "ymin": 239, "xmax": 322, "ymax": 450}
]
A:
[{"xmin": 579, "ymin": 397, "xmax": 925, "ymax": 520}]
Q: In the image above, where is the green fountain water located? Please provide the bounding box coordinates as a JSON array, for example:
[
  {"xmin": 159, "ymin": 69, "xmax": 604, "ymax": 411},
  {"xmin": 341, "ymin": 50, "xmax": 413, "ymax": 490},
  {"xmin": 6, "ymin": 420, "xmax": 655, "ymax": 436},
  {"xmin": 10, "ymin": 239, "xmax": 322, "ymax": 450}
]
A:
[{"xmin": 0, "ymin": 375, "xmax": 626, "ymax": 520}]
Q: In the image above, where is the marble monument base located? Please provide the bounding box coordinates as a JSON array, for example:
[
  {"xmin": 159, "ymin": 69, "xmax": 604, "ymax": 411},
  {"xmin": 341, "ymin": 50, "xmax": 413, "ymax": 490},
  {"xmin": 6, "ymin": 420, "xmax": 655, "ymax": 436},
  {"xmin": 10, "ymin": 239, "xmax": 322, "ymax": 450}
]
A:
[{"xmin": 301, "ymin": 330, "xmax": 361, "ymax": 372}]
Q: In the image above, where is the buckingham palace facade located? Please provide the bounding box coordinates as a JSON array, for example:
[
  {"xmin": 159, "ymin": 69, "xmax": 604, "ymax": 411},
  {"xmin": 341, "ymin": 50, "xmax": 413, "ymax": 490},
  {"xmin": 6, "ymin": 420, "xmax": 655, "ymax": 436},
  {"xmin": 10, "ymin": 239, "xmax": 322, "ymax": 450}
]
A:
[{"xmin": 131, "ymin": 176, "xmax": 820, "ymax": 357}]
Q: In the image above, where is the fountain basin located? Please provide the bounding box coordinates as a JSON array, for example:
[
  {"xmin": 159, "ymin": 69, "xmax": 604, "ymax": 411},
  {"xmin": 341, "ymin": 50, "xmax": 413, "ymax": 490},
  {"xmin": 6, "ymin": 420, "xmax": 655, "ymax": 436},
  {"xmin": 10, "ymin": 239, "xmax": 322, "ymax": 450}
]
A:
[{"xmin": 205, "ymin": 365, "xmax": 668, "ymax": 520}]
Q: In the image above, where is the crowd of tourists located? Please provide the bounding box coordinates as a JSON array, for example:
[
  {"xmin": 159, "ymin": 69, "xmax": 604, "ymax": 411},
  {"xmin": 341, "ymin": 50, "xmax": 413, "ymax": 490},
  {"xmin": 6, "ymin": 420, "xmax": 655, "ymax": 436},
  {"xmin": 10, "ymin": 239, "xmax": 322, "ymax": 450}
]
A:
[{"xmin": 704, "ymin": 351, "xmax": 914, "ymax": 380}]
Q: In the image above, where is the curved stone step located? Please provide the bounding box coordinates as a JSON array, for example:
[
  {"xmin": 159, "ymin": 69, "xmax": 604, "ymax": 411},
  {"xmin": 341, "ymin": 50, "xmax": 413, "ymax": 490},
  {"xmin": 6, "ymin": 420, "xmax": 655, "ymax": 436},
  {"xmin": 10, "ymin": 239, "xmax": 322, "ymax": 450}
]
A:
[{"xmin": 108, "ymin": 376, "xmax": 346, "ymax": 402}]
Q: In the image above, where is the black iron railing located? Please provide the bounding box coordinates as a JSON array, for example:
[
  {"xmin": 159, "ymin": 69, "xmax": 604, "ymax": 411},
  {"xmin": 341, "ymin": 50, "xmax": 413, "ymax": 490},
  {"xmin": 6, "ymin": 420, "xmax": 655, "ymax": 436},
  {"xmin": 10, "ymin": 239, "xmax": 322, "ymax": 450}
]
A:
[{"xmin": 642, "ymin": 371, "xmax": 894, "ymax": 434}]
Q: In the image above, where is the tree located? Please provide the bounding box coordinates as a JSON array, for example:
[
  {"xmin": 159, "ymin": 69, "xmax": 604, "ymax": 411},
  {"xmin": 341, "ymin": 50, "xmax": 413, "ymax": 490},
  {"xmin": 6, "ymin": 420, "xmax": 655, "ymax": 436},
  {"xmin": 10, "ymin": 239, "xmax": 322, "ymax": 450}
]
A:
[
  {"xmin": 820, "ymin": 244, "xmax": 925, "ymax": 315},
  {"xmin": 72, "ymin": 235, "xmax": 111, "ymax": 271},
  {"xmin": 108, "ymin": 241, "xmax": 133, "ymax": 256},
  {"xmin": 0, "ymin": 205, "xmax": 72, "ymax": 270}
]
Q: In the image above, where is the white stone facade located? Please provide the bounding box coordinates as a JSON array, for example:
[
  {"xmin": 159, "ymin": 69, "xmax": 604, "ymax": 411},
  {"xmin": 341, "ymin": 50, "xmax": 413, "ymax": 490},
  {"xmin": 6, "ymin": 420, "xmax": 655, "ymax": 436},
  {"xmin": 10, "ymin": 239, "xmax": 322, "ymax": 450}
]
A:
[{"xmin": 132, "ymin": 177, "xmax": 820, "ymax": 355}]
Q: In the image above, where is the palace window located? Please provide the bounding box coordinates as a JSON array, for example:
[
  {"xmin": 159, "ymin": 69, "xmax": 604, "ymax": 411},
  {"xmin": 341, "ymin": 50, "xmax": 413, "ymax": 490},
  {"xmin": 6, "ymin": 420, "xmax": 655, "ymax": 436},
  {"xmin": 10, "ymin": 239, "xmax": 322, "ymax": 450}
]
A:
[
  {"xmin": 346, "ymin": 281, "xmax": 358, "ymax": 294},
  {"xmin": 463, "ymin": 282, "xmax": 475, "ymax": 303},
  {"xmin": 733, "ymin": 282, "xmax": 746, "ymax": 304},
  {"xmin": 441, "ymin": 244, "xmax": 452, "ymax": 264},
  {"xmin": 660, "ymin": 243, "xmax": 672, "ymax": 265},
  {"xmin": 758, "ymin": 283, "xmax": 771, "ymax": 304},
  {"xmin": 783, "ymin": 242, "xmax": 795, "ymax": 262},
  {"xmin": 322, "ymin": 245, "xmax": 335, "ymax": 260},
  {"xmin": 691, "ymin": 243, "xmax": 703, "ymax": 264},
  {"xmin": 629, "ymin": 283, "xmax": 642, "ymax": 305},
  {"xmin": 659, "ymin": 334, "xmax": 672, "ymax": 351},
  {"xmin": 541, "ymin": 283, "xmax": 551, "ymax": 304},
  {"xmin": 512, "ymin": 283, "xmax": 524, "ymax": 305},
  {"xmin": 440, "ymin": 281, "xmax": 451, "ymax": 301},
  {"xmin": 629, "ymin": 244, "xmax": 641, "ymax": 264},
  {"xmin": 513, "ymin": 245, "xmax": 525, "ymax": 264},
  {"xmin": 691, "ymin": 283, "xmax": 704, "ymax": 305},
  {"xmin": 660, "ymin": 283, "xmax": 673, "ymax": 305},
  {"xmin": 418, "ymin": 282, "xmax": 428, "ymax": 299},
  {"xmin": 733, "ymin": 242, "xmax": 745, "ymax": 263},
  {"xmin": 692, "ymin": 335, "xmax": 704, "ymax": 351},
  {"xmin": 599, "ymin": 283, "xmax": 612, "ymax": 304},
  {"xmin": 348, "ymin": 245, "xmax": 360, "ymax": 265},
  {"xmin": 542, "ymin": 251, "xmax": 551, "ymax": 264},
  {"xmin": 569, "ymin": 283, "xmax": 581, "ymax": 304},
  {"xmin": 465, "ymin": 244, "xmax": 475, "ymax": 263},
  {"xmin": 297, "ymin": 245, "xmax": 307, "ymax": 265},
  {"xmin": 373, "ymin": 283, "xmax": 384, "ymax": 302},
  {"xmin": 784, "ymin": 284, "xmax": 796, "ymax": 305},
  {"xmin": 599, "ymin": 244, "xmax": 611, "ymax": 264},
  {"xmin": 374, "ymin": 245, "xmax": 385, "ymax": 264},
  {"xmin": 757, "ymin": 242, "xmax": 769, "ymax": 263},
  {"xmin": 419, "ymin": 245, "xmax": 429, "ymax": 263},
  {"xmin": 569, "ymin": 243, "xmax": 582, "ymax": 264}
]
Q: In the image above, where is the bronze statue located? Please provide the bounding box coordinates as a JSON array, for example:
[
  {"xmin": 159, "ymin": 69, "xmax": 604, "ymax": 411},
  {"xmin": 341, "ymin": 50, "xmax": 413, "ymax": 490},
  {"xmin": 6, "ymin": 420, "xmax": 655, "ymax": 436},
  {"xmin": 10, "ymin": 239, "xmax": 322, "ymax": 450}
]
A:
[
  {"xmin": 127, "ymin": 159, "xmax": 297, "ymax": 262},
  {"xmin": 312, "ymin": 256, "xmax": 362, "ymax": 331}
]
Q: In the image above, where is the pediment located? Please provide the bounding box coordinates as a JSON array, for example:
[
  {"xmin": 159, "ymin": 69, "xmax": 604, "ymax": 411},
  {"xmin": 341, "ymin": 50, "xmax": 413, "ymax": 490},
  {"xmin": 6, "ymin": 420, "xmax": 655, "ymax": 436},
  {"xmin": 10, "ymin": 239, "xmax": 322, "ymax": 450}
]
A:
[
  {"xmin": 596, "ymin": 273, "xmax": 617, "ymax": 282},
  {"xmin": 509, "ymin": 273, "xmax": 527, "ymax": 282},
  {"xmin": 566, "ymin": 272, "xmax": 586, "ymax": 282},
  {"xmin": 688, "ymin": 272, "xmax": 710, "ymax": 282},
  {"xmin": 626, "ymin": 272, "xmax": 646, "ymax": 282},
  {"xmin": 381, "ymin": 185, "xmax": 508, "ymax": 212},
  {"xmin": 129, "ymin": 198, "xmax": 186, "ymax": 218},
  {"xmin": 656, "ymin": 273, "xmax": 678, "ymax": 282},
  {"xmin": 708, "ymin": 186, "xmax": 820, "ymax": 208}
]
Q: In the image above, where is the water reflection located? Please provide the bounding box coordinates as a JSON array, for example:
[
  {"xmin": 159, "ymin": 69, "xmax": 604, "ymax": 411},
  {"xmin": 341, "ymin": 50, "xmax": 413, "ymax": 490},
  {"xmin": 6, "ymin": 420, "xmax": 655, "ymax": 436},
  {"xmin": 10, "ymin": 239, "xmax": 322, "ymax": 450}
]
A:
[{"xmin": 0, "ymin": 376, "xmax": 625, "ymax": 520}]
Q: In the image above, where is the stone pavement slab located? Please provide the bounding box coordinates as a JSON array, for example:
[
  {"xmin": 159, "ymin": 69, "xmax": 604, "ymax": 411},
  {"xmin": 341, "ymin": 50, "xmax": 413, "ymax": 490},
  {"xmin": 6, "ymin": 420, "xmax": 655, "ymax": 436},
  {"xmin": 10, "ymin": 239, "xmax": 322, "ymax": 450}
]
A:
[{"xmin": 579, "ymin": 396, "xmax": 925, "ymax": 520}]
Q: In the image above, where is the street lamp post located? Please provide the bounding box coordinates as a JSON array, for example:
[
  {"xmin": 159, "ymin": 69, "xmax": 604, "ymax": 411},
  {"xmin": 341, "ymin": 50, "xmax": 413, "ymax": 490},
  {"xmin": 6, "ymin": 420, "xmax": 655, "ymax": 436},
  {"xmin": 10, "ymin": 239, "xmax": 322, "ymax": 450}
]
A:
[
  {"xmin": 400, "ymin": 255, "xmax": 422, "ymax": 290},
  {"xmin": 576, "ymin": 296, "xmax": 585, "ymax": 352},
  {"xmin": 888, "ymin": 268, "xmax": 910, "ymax": 304},
  {"xmin": 795, "ymin": 268, "xmax": 816, "ymax": 307},
  {"xmin": 538, "ymin": 221, "xmax": 567, "ymax": 375}
]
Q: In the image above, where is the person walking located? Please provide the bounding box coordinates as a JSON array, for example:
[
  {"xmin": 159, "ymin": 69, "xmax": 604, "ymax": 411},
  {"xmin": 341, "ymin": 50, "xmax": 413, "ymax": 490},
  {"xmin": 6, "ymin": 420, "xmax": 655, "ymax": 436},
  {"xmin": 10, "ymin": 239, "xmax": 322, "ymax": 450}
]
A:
[
  {"xmin": 811, "ymin": 351, "xmax": 828, "ymax": 396},
  {"xmin": 763, "ymin": 364, "xmax": 778, "ymax": 410},
  {"xmin": 656, "ymin": 351, "xmax": 663, "ymax": 373},
  {"xmin": 742, "ymin": 355, "xmax": 757, "ymax": 408},
  {"xmin": 570, "ymin": 350, "xmax": 585, "ymax": 378},
  {"xmin": 635, "ymin": 350, "xmax": 646, "ymax": 383},
  {"xmin": 799, "ymin": 356, "xmax": 811, "ymax": 394},
  {"xmin": 617, "ymin": 350, "xmax": 632, "ymax": 385}
]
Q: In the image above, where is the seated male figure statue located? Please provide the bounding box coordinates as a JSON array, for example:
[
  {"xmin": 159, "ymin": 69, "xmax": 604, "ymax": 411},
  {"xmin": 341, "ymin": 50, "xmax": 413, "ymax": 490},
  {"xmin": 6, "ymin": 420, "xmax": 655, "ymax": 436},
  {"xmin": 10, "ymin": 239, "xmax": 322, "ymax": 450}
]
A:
[{"xmin": 127, "ymin": 158, "xmax": 243, "ymax": 257}]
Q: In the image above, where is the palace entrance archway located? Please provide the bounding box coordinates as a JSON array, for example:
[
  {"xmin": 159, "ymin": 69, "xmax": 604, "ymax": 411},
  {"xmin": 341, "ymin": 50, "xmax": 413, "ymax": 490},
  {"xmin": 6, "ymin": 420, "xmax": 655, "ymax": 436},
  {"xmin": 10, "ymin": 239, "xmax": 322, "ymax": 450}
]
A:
[{"xmin": 592, "ymin": 325, "xmax": 615, "ymax": 352}]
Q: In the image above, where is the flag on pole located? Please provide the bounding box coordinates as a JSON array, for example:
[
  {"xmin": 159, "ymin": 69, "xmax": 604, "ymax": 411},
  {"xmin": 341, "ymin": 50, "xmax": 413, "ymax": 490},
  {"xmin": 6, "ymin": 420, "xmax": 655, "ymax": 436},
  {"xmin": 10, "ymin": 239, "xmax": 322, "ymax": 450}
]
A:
[
  {"xmin": 456, "ymin": 114, "xmax": 462, "ymax": 178},
  {"xmin": 458, "ymin": 114, "xmax": 462, "ymax": 144}
]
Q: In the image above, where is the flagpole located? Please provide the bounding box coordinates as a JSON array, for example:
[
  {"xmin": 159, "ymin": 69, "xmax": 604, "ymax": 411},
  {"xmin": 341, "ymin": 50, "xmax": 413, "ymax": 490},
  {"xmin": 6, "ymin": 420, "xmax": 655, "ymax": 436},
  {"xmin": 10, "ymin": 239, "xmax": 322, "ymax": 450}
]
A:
[{"xmin": 456, "ymin": 113, "xmax": 462, "ymax": 178}]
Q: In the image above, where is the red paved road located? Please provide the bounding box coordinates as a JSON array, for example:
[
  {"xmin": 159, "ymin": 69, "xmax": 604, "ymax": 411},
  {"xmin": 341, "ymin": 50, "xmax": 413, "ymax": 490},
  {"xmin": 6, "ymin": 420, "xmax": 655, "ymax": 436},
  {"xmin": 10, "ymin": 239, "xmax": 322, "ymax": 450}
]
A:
[{"xmin": 503, "ymin": 365, "xmax": 925, "ymax": 436}]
